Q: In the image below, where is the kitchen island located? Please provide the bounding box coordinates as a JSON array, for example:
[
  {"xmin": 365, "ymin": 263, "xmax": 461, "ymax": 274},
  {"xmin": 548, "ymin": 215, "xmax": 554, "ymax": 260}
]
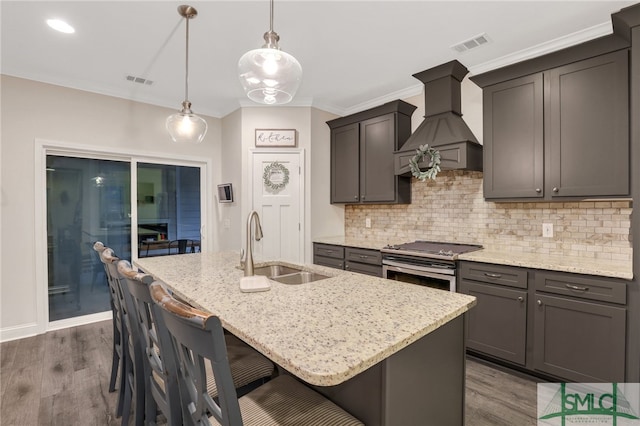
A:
[{"xmin": 135, "ymin": 251, "xmax": 476, "ymax": 425}]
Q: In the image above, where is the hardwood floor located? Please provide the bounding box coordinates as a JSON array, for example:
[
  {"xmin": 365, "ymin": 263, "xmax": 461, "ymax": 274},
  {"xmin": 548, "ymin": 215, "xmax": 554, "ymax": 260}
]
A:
[{"xmin": 1, "ymin": 320, "xmax": 538, "ymax": 425}]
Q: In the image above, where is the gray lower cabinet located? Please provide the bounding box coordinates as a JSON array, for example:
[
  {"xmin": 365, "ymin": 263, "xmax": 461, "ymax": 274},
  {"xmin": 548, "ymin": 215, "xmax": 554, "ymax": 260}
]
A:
[
  {"xmin": 459, "ymin": 261, "xmax": 628, "ymax": 382},
  {"xmin": 313, "ymin": 243, "xmax": 344, "ymax": 270},
  {"xmin": 476, "ymin": 49, "xmax": 629, "ymax": 201},
  {"xmin": 459, "ymin": 262, "xmax": 528, "ymax": 365},
  {"xmin": 327, "ymin": 100, "xmax": 415, "ymax": 204},
  {"xmin": 344, "ymin": 247, "xmax": 382, "ymax": 277},
  {"xmin": 533, "ymin": 271, "xmax": 627, "ymax": 382},
  {"xmin": 313, "ymin": 243, "xmax": 382, "ymax": 277}
]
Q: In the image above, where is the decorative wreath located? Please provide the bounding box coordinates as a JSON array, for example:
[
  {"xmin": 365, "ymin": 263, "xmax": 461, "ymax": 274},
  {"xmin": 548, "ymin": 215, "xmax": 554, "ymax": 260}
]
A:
[
  {"xmin": 409, "ymin": 144, "xmax": 441, "ymax": 182},
  {"xmin": 263, "ymin": 161, "xmax": 290, "ymax": 191}
]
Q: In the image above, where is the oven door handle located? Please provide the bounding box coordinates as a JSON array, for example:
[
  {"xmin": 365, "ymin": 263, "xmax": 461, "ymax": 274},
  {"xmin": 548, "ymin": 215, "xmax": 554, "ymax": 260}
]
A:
[
  {"xmin": 383, "ymin": 264, "xmax": 456, "ymax": 279},
  {"xmin": 382, "ymin": 260, "xmax": 455, "ymax": 276}
]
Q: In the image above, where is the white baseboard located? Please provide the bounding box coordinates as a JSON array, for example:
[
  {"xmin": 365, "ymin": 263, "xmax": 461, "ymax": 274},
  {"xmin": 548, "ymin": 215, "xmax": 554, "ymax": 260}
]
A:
[
  {"xmin": 0, "ymin": 322, "xmax": 40, "ymax": 343},
  {"xmin": 1, "ymin": 311, "xmax": 112, "ymax": 342}
]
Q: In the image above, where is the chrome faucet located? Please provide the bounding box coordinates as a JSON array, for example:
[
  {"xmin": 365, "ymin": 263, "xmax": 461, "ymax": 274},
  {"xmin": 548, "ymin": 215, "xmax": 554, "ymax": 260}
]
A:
[{"xmin": 242, "ymin": 210, "xmax": 263, "ymax": 276}]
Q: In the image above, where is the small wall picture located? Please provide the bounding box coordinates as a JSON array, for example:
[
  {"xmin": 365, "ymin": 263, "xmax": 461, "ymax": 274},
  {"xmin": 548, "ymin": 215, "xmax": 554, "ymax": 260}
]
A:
[
  {"xmin": 255, "ymin": 129, "xmax": 297, "ymax": 147},
  {"xmin": 217, "ymin": 183, "xmax": 233, "ymax": 203}
]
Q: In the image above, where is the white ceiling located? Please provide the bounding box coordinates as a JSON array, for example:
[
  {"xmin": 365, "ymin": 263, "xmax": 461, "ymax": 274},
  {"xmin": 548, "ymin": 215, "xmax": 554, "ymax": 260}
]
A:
[{"xmin": 1, "ymin": 1, "xmax": 635, "ymax": 118}]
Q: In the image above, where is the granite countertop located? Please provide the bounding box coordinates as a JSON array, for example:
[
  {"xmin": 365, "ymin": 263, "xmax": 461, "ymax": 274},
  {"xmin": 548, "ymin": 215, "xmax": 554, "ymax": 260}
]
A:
[
  {"xmin": 314, "ymin": 236, "xmax": 633, "ymax": 280},
  {"xmin": 134, "ymin": 251, "xmax": 476, "ymax": 387},
  {"xmin": 313, "ymin": 235, "xmax": 399, "ymax": 251},
  {"xmin": 458, "ymin": 249, "xmax": 633, "ymax": 280}
]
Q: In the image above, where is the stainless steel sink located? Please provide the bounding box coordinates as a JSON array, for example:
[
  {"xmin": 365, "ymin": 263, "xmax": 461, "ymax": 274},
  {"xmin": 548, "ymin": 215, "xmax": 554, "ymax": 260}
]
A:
[
  {"xmin": 271, "ymin": 271, "xmax": 330, "ymax": 285},
  {"xmin": 253, "ymin": 265, "xmax": 301, "ymax": 277},
  {"xmin": 252, "ymin": 264, "xmax": 330, "ymax": 284}
]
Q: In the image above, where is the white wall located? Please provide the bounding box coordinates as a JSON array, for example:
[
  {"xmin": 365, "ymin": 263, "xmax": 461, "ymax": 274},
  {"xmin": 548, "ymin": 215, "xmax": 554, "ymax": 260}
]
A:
[
  {"xmin": 0, "ymin": 75, "xmax": 222, "ymax": 339},
  {"xmin": 310, "ymin": 107, "xmax": 344, "ymax": 247},
  {"xmin": 218, "ymin": 109, "xmax": 243, "ymax": 250}
]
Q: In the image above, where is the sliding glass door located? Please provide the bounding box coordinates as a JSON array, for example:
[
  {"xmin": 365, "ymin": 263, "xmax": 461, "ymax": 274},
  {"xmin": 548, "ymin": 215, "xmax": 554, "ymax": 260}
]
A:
[
  {"xmin": 46, "ymin": 156, "xmax": 130, "ymax": 321},
  {"xmin": 137, "ymin": 163, "xmax": 201, "ymax": 257},
  {"xmin": 46, "ymin": 155, "xmax": 202, "ymax": 322}
]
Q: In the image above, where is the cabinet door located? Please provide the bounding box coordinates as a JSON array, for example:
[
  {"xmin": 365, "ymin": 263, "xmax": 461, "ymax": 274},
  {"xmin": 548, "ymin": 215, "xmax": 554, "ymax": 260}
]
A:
[
  {"xmin": 460, "ymin": 280, "xmax": 527, "ymax": 365},
  {"xmin": 533, "ymin": 293, "xmax": 626, "ymax": 382},
  {"xmin": 331, "ymin": 123, "xmax": 360, "ymax": 203},
  {"xmin": 483, "ymin": 73, "xmax": 544, "ymax": 199},
  {"xmin": 547, "ymin": 50, "xmax": 629, "ymax": 197},
  {"xmin": 360, "ymin": 113, "xmax": 397, "ymax": 202}
]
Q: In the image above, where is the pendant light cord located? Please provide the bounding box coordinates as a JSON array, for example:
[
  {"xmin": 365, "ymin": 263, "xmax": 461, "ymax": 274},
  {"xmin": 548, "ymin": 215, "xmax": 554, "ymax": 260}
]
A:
[
  {"xmin": 184, "ymin": 15, "xmax": 190, "ymax": 104},
  {"xmin": 269, "ymin": 0, "xmax": 274, "ymax": 33}
]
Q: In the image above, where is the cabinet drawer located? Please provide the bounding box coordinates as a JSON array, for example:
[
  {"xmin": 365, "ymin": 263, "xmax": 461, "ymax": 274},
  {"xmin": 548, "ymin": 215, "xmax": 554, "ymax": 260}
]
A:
[
  {"xmin": 345, "ymin": 247, "xmax": 382, "ymax": 265},
  {"xmin": 534, "ymin": 271, "xmax": 626, "ymax": 305},
  {"xmin": 345, "ymin": 261, "xmax": 382, "ymax": 277},
  {"xmin": 460, "ymin": 262, "xmax": 528, "ymax": 289},
  {"xmin": 313, "ymin": 255, "xmax": 344, "ymax": 270},
  {"xmin": 313, "ymin": 243, "xmax": 344, "ymax": 259}
]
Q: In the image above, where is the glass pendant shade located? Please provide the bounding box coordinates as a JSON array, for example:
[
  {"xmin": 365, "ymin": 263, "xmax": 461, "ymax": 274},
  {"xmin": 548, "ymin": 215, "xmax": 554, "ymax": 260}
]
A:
[
  {"xmin": 238, "ymin": 45, "xmax": 302, "ymax": 105},
  {"xmin": 166, "ymin": 101, "xmax": 208, "ymax": 144},
  {"xmin": 167, "ymin": 5, "xmax": 207, "ymax": 143}
]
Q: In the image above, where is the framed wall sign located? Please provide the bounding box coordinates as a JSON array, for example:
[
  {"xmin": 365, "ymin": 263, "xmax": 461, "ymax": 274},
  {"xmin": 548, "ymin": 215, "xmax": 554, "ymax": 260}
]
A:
[{"xmin": 255, "ymin": 129, "xmax": 297, "ymax": 147}]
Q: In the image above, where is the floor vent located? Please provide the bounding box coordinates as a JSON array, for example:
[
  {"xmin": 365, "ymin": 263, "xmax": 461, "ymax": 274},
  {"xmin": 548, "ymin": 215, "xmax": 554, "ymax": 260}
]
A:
[
  {"xmin": 451, "ymin": 33, "xmax": 490, "ymax": 53},
  {"xmin": 126, "ymin": 75, "xmax": 154, "ymax": 86}
]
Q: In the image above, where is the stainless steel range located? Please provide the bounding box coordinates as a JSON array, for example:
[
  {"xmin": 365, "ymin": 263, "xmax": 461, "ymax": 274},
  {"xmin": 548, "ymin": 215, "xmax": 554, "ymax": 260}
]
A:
[{"xmin": 381, "ymin": 241, "xmax": 482, "ymax": 292}]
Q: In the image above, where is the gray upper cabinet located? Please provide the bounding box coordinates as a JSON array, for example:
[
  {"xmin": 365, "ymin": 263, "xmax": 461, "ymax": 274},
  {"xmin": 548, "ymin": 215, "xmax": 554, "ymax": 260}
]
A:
[
  {"xmin": 475, "ymin": 49, "xmax": 629, "ymax": 201},
  {"xmin": 327, "ymin": 100, "xmax": 416, "ymax": 204},
  {"xmin": 547, "ymin": 51, "xmax": 629, "ymax": 198},
  {"xmin": 330, "ymin": 123, "xmax": 360, "ymax": 203},
  {"xmin": 483, "ymin": 74, "xmax": 544, "ymax": 199}
]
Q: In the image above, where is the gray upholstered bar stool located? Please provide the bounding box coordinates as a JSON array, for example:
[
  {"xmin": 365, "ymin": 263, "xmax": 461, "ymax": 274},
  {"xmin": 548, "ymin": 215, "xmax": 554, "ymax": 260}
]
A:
[
  {"xmin": 117, "ymin": 260, "xmax": 276, "ymax": 425},
  {"xmin": 150, "ymin": 280, "xmax": 363, "ymax": 426}
]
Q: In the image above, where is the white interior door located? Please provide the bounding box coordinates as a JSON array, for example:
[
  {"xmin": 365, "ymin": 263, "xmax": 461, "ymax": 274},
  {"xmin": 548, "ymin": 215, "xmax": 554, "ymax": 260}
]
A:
[{"xmin": 251, "ymin": 151, "xmax": 303, "ymax": 263}]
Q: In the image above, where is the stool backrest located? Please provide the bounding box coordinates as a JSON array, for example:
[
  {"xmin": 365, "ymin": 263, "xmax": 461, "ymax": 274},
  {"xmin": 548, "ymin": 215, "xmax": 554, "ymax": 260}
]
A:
[
  {"xmin": 150, "ymin": 281, "xmax": 243, "ymax": 426},
  {"xmin": 117, "ymin": 260, "xmax": 182, "ymax": 425}
]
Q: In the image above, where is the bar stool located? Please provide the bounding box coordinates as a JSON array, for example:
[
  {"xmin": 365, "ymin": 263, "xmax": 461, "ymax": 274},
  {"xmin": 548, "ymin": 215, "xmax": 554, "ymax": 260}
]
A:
[
  {"xmin": 118, "ymin": 260, "xmax": 276, "ymax": 425},
  {"xmin": 150, "ymin": 280, "xmax": 363, "ymax": 426}
]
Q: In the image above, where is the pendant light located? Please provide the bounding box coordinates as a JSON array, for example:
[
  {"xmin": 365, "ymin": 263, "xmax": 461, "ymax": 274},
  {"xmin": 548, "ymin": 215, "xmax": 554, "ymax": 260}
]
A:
[
  {"xmin": 238, "ymin": 0, "xmax": 302, "ymax": 105},
  {"xmin": 166, "ymin": 5, "xmax": 207, "ymax": 144}
]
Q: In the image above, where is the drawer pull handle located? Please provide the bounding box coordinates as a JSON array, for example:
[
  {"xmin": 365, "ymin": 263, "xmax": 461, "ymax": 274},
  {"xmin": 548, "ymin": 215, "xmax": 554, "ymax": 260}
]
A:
[
  {"xmin": 518, "ymin": 296, "xmax": 524, "ymax": 303},
  {"xmin": 359, "ymin": 255, "xmax": 367, "ymax": 259},
  {"xmin": 326, "ymin": 250, "xmax": 333, "ymax": 254},
  {"xmin": 566, "ymin": 284, "xmax": 588, "ymax": 292},
  {"xmin": 484, "ymin": 272, "xmax": 502, "ymax": 279}
]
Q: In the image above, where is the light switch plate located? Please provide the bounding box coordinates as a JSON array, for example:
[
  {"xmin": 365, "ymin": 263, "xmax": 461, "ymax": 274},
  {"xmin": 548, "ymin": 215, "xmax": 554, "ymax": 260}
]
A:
[
  {"xmin": 542, "ymin": 223, "xmax": 553, "ymax": 238},
  {"xmin": 365, "ymin": 217, "xmax": 371, "ymax": 228}
]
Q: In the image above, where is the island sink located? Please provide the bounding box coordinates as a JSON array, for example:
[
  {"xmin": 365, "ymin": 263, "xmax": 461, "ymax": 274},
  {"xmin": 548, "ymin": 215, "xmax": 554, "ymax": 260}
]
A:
[{"xmin": 252, "ymin": 264, "xmax": 330, "ymax": 285}]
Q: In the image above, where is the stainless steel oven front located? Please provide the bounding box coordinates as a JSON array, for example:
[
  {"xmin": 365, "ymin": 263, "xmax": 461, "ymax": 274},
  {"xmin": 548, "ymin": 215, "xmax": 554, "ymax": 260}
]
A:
[{"xmin": 382, "ymin": 258, "xmax": 456, "ymax": 292}]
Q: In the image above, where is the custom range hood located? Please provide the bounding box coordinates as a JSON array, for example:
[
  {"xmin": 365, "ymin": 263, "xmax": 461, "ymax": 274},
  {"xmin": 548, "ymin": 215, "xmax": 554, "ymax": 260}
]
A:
[{"xmin": 395, "ymin": 60, "xmax": 482, "ymax": 175}]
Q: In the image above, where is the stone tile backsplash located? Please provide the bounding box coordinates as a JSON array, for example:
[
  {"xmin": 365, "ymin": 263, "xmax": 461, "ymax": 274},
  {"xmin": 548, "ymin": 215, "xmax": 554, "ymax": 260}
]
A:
[{"xmin": 345, "ymin": 171, "xmax": 632, "ymax": 261}]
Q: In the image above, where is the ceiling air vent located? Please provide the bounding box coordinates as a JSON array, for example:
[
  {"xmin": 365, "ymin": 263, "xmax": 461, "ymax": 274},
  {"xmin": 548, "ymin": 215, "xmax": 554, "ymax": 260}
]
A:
[
  {"xmin": 451, "ymin": 33, "xmax": 490, "ymax": 53},
  {"xmin": 125, "ymin": 75, "xmax": 154, "ymax": 86}
]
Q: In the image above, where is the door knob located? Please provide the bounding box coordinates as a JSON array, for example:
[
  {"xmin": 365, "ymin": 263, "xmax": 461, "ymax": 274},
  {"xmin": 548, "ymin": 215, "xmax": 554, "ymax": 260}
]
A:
[
  {"xmin": 537, "ymin": 300, "xmax": 543, "ymax": 306},
  {"xmin": 518, "ymin": 296, "xmax": 524, "ymax": 302},
  {"xmin": 535, "ymin": 188, "xmax": 541, "ymax": 193},
  {"xmin": 552, "ymin": 187, "xmax": 559, "ymax": 193}
]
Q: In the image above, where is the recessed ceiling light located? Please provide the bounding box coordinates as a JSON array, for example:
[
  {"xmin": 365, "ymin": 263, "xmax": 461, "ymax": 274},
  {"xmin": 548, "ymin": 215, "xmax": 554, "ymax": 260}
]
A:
[{"xmin": 47, "ymin": 19, "xmax": 75, "ymax": 34}]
